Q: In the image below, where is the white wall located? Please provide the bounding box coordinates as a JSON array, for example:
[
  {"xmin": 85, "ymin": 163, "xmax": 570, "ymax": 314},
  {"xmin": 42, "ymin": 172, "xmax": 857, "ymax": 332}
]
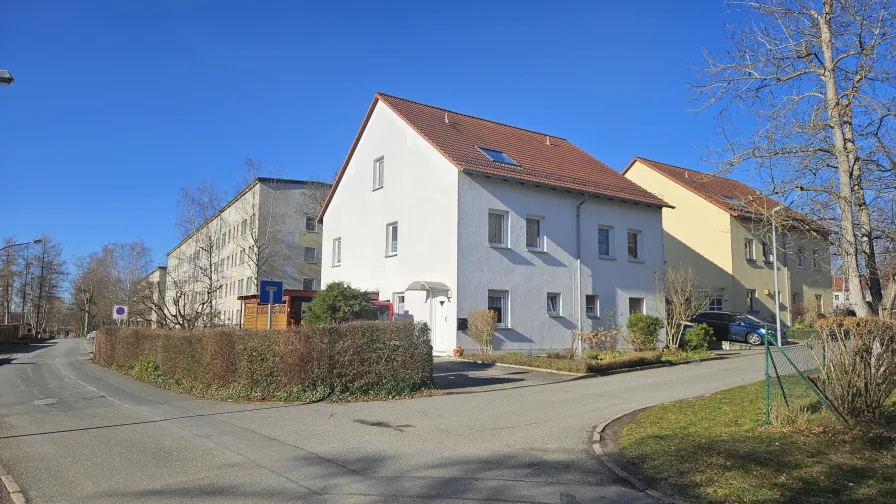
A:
[
  {"xmin": 456, "ymin": 174, "xmax": 665, "ymax": 353},
  {"xmin": 321, "ymin": 102, "xmax": 460, "ymax": 353}
]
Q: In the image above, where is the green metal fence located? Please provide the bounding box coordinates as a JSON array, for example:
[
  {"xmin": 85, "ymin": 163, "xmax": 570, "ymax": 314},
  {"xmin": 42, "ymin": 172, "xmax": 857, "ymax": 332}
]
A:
[{"xmin": 764, "ymin": 335, "xmax": 843, "ymax": 426}]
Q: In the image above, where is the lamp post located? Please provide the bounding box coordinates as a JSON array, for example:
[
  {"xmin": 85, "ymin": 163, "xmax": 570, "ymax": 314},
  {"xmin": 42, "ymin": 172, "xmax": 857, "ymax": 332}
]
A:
[
  {"xmin": 771, "ymin": 206, "xmax": 784, "ymax": 346},
  {"xmin": 2, "ymin": 239, "xmax": 42, "ymax": 324}
]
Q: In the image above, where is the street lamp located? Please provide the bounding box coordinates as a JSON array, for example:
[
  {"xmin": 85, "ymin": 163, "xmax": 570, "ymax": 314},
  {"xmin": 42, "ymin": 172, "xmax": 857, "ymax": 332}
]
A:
[
  {"xmin": 2, "ymin": 239, "xmax": 41, "ymax": 324},
  {"xmin": 771, "ymin": 206, "xmax": 784, "ymax": 347},
  {"xmin": 0, "ymin": 70, "xmax": 14, "ymax": 86}
]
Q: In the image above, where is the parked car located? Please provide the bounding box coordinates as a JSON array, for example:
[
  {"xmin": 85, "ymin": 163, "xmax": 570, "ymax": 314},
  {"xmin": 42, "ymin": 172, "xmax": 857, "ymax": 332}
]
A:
[{"xmin": 690, "ymin": 311, "xmax": 785, "ymax": 346}]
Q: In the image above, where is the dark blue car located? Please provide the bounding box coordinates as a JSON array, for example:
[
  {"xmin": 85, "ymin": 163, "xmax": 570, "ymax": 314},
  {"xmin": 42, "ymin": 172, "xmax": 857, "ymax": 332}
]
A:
[{"xmin": 690, "ymin": 311, "xmax": 785, "ymax": 346}]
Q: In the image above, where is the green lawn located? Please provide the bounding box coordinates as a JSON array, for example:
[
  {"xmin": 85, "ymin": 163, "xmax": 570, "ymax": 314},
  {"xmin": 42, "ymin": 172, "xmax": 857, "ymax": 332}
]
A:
[{"xmin": 618, "ymin": 380, "xmax": 896, "ymax": 503}]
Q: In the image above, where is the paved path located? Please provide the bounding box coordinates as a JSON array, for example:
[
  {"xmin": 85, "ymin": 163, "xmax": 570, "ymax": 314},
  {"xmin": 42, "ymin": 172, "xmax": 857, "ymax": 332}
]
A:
[{"xmin": 0, "ymin": 339, "xmax": 764, "ymax": 503}]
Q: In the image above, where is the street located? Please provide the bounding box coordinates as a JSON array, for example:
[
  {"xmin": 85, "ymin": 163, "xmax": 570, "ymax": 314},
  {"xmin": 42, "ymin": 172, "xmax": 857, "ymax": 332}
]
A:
[{"xmin": 1, "ymin": 339, "xmax": 764, "ymax": 503}]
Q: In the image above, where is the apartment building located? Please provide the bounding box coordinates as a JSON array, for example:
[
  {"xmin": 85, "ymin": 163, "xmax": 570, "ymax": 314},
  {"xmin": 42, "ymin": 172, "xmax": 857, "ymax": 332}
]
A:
[
  {"xmin": 133, "ymin": 266, "xmax": 166, "ymax": 328},
  {"xmin": 166, "ymin": 177, "xmax": 329, "ymax": 327}
]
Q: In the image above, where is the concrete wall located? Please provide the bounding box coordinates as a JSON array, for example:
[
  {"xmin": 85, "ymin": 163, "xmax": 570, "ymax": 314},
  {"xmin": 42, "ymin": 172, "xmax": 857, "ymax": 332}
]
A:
[
  {"xmin": 320, "ymin": 102, "xmax": 460, "ymax": 353},
  {"xmin": 456, "ymin": 173, "xmax": 666, "ymax": 353}
]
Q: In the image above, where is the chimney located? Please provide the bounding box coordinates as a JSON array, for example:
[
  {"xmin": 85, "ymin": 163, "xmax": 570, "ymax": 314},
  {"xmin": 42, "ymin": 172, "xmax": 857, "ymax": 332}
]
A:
[
  {"xmin": 546, "ymin": 136, "xmax": 552, "ymax": 146},
  {"xmin": 444, "ymin": 112, "xmax": 450, "ymax": 125}
]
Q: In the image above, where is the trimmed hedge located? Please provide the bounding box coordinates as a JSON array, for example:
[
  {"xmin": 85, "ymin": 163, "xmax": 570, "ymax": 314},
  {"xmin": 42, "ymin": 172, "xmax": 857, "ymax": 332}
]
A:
[
  {"xmin": 95, "ymin": 321, "xmax": 433, "ymax": 401},
  {"xmin": 461, "ymin": 351, "xmax": 662, "ymax": 374}
]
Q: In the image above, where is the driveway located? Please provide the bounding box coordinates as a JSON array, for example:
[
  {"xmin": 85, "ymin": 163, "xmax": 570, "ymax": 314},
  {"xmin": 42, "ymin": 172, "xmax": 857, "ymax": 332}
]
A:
[{"xmin": 0, "ymin": 339, "xmax": 763, "ymax": 503}]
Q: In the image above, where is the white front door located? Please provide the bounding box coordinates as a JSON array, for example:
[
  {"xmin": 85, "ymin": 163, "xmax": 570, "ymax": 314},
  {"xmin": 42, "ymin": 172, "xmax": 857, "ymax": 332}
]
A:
[{"xmin": 430, "ymin": 295, "xmax": 449, "ymax": 352}]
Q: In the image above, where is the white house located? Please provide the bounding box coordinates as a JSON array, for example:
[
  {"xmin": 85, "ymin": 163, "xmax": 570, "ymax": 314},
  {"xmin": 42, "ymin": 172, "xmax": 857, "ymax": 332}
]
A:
[{"xmin": 320, "ymin": 93, "xmax": 669, "ymax": 354}]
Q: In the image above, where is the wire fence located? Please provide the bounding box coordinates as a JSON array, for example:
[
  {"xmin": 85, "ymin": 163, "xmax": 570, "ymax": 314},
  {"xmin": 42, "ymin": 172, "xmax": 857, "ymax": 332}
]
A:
[{"xmin": 765, "ymin": 336, "xmax": 843, "ymax": 426}]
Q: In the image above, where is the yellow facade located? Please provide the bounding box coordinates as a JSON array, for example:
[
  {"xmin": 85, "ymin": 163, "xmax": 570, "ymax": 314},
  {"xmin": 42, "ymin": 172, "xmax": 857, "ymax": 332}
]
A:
[{"xmin": 624, "ymin": 160, "xmax": 832, "ymax": 324}]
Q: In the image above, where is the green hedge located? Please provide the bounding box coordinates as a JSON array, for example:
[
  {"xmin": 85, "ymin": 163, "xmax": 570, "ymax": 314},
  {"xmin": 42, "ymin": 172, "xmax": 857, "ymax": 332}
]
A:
[
  {"xmin": 461, "ymin": 351, "xmax": 662, "ymax": 374},
  {"xmin": 95, "ymin": 321, "xmax": 433, "ymax": 401}
]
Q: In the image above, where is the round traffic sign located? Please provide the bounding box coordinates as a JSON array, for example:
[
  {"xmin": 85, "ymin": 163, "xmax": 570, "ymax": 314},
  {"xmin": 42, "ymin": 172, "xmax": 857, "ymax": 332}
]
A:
[{"xmin": 115, "ymin": 306, "xmax": 126, "ymax": 316}]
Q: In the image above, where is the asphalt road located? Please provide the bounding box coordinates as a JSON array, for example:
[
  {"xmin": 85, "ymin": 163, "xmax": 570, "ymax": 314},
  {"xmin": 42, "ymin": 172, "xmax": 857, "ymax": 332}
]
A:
[{"xmin": 0, "ymin": 339, "xmax": 764, "ymax": 504}]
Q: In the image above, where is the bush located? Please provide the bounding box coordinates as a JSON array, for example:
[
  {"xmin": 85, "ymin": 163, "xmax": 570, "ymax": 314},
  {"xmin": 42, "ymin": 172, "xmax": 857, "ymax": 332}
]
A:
[
  {"xmin": 685, "ymin": 323, "xmax": 713, "ymax": 351},
  {"xmin": 627, "ymin": 313, "xmax": 664, "ymax": 351},
  {"xmin": 94, "ymin": 321, "xmax": 433, "ymax": 402},
  {"xmin": 814, "ymin": 317, "xmax": 896, "ymax": 421},
  {"xmin": 462, "ymin": 351, "xmax": 662, "ymax": 374},
  {"xmin": 467, "ymin": 309, "xmax": 496, "ymax": 354},
  {"xmin": 303, "ymin": 281, "xmax": 375, "ymax": 325}
]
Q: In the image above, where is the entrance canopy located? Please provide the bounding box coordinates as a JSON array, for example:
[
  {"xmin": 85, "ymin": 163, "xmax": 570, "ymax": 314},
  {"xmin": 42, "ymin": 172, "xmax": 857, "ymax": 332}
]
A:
[{"xmin": 406, "ymin": 281, "xmax": 452, "ymax": 298}]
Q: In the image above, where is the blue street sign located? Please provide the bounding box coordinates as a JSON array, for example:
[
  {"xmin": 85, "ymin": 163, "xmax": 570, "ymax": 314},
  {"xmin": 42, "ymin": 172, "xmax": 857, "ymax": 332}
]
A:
[{"xmin": 258, "ymin": 280, "xmax": 284, "ymax": 305}]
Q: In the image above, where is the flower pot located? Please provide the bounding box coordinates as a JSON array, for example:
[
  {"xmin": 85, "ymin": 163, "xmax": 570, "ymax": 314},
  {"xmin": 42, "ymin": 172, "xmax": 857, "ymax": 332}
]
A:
[{"xmin": 453, "ymin": 346, "xmax": 464, "ymax": 357}]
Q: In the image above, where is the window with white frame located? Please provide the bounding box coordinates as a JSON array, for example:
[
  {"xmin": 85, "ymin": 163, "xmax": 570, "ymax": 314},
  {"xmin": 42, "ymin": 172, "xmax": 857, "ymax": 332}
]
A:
[
  {"xmin": 627, "ymin": 230, "xmax": 642, "ymax": 260},
  {"xmin": 487, "ymin": 290, "xmax": 508, "ymax": 328},
  {"xmin": 526, "ymin": 216, "xmax": 543, "ymax": 251},
  {"xmin": 238, "ymin": 279, "xmax": 244, "ymax": 294},
  {"xmin": 302, "ymin": 278, "xmax": 315, "ymax": 291},
  {"xmin": 745, "ymin": 239, "xmax": 755, "ymax": 261},
  {"xmin": 797, "ymin": 247, "xmax": 805, "ymax": 268},
  {"xmin": 629, "ymin": 297, "xmax": 644, "ymax": 315},
  {"xmin": 304, "ymin": 247, "xmax": 316, "ymax": 263},
  {"xmin": 373, "ymin": 157, "xmax": 385, "ymax": 190},
  {"xmin": 546, "ymin": 293, "xmax": 561, "ymax": 316},
  {"xmin": 585, "ymin": 294, "xmax": 599, "ymax": 317},
  {"xmin": 707, "ymin": 296, "xmax": 724, "ymax": 312},
  {"xmin": 393, "ymin": 293, "xmax": 405, "ymax": 316},
  {"xmin": 386, "ymin": 222, "xmax": 398, "ymax": 256},
  {"xmin": 305, "ymin": 217, "xmax": 318, "ymax": 232},
  {"xmin": 488, "ymin": 210, "xmax": 507, "ymax": 247},
  {"xmin": 598, "ymin": 225, "xmax": 614, "ymax": 258},
  {"xmin": 332, "ymin": 237, "xmax": 342, "ymax": 266},
  {"xmin": 241, "ymin": 219, "xmax": 247, "ymax": 235}
]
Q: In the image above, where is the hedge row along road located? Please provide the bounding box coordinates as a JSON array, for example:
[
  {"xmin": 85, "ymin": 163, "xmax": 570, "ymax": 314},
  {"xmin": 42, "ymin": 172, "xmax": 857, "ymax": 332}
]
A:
[{"xmin": 0, "ymin": 339, "xmax": 763, "ymax": 504}]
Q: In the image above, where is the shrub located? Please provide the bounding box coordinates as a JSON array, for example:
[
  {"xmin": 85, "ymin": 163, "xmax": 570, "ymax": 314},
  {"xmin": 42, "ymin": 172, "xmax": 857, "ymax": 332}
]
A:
[
  {"xmin": 684, "ymin": 323, "xmax": 713, "ymax": 351},
  {"xmin": 462, "ymin": 351, "xmax": 662, "ymax": 374},
  {"xmin": 627, "ymin": 313, "xmax": 664, "ymax": 352},
  {"xmin": 813, "ymin": 316, "xmax": 896, "ymax": 421},
  {"xmin": 94, "ymin": 320, "xmax": 433, "ymax": 402},
  {"xmin": 303, "ymin": 281, "xmax": 374, "ymax": 325},
  {"xmin": 467, "ymin": 309, "xmax": 496, "ymax": 354}
]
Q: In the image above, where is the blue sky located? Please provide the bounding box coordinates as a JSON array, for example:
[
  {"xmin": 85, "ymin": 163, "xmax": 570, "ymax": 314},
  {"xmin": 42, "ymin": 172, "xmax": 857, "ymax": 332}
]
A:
[{"xmin": 2, "ymin": 0, "xmax": 736, "ymax": 265}]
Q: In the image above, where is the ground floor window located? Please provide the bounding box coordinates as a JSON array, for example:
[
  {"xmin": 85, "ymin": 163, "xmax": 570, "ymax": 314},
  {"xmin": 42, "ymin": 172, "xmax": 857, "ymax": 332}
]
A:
[
  {"xmin": 628, "ymin": 297, "xmax": 644, "ymax": 315},
  {"xmin": 585, "ymin": 294, "xmax": 599, "ymax": 317},
  {"xmin": 747, "ymin": 289, "xmax": 757, "ymax": 312},
  {"xmin": 393, "ymin": 293, "xmax": 405, "ymax": 316},
  {"xmin": 488, "ymin": 290, "xmax": 508, "ymax": 328},
  {"xmin": 302, "ymin": 278, "xmax": 315, "ymax": 291},
  {"xmin": 707, "ymin": 296, "xmax": 724, "ymax": 312},
  {"xmin": 546, "ymin": 293, "xmax": 561, "ymax": 316}
]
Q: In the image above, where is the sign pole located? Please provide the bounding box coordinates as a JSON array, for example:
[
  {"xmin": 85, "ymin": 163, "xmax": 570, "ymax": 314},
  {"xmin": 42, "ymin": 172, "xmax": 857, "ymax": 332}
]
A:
[{"xmin": 267, "ymin": 302, "xmax": 272, "ymax": 330}]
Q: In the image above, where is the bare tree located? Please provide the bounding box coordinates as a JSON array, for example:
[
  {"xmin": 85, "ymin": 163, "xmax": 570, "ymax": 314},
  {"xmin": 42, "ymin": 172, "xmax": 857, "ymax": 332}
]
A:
[
  {"xmin": 694, "ymin": 0, "xmax": 896, "ymax": 318},
  {"xmin": 30, "ymin": 235, "xmax": 66, "ymax": 335},
  {"xmin": 656, "ymin": 266, "xmax": 718, "ymax": 348}
]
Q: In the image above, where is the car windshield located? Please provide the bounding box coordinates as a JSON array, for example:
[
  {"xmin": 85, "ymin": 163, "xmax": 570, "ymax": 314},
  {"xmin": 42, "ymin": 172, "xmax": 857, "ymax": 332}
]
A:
[{"xmin": 736, "ymin": 314, "xmax": 765, "ymax": 326}]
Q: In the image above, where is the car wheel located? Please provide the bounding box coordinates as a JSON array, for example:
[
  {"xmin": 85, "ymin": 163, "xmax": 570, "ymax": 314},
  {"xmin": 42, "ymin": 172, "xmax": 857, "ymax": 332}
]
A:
[{"xmin": 747, "ymin": 332, "xmax": 762, "ymax": 346}]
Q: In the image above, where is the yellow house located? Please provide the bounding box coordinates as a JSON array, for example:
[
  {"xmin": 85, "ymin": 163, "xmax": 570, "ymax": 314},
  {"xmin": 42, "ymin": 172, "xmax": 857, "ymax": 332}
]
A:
[{"xmin": 623, "ymin": 157, "xmax": 832, "ymax": 324}]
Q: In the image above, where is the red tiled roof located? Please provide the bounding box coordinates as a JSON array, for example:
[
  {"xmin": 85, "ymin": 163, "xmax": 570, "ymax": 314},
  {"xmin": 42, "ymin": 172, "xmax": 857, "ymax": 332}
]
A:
[{"xmin": 320, "ymin": 94, "xmax": 669, "ymax": 219}]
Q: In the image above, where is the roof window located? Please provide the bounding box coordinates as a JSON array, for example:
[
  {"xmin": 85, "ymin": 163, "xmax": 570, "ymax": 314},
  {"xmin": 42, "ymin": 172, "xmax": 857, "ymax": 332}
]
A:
[{"xmin": 477, "ymin": 147, "xmax": 519, "ymax": 166}]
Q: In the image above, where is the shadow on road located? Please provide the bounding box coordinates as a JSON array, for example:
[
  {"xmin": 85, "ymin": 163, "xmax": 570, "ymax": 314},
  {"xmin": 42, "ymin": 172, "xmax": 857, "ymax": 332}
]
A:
[{"xmin": 0, "ymin": 340, "xmax": 57, "ymax": 366}]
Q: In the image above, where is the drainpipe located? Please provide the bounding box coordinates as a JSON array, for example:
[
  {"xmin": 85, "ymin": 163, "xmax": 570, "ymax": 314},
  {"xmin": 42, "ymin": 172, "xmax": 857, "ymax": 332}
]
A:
[{"xmin": 575, "ymin": 194, "xmax": 589, "ymax": 354}]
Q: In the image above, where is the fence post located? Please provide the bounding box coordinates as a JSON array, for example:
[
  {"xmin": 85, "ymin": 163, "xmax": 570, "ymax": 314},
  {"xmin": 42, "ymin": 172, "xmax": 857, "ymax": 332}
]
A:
[{"xmin": 765, "ymin": 331, "xmax": 770, "ymax": 425}]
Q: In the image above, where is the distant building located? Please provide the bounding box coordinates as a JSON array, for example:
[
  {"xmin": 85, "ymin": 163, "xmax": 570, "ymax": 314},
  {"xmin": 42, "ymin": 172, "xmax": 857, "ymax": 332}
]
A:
[
  {"xmin": 831, "ymin": 276, "xmax": 871, "ymax": 311},
  {"xmin": 165, "ymin": 177, "xmax": 330, "ymax": 327},
  {"xmin": 134, "ymin": 266, "xmax": 166, "ymax": 328}
]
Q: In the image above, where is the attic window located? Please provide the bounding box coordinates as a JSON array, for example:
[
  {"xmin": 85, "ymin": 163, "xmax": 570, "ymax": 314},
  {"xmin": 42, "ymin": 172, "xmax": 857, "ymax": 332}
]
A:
[
  {"xmin": 477, "ymin": 147, "xmax": 519, "ymax": 166},
  {"xmin": 721, "ymin": 195, "xmax": 748, "ymax": 209}
]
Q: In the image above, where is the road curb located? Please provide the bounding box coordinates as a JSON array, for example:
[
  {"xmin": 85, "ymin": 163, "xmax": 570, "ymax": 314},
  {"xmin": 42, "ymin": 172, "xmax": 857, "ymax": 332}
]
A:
[
  {"xmin": 1, "ymin": 472, "xmax": 27, "ymax": 504},
  {"xmin": 591, "ymin": 409, "xmax": 684, "ymax": 504},
  {"xmin": 457, "ymin": 354, "xmax": 728, "ymax": 379}
]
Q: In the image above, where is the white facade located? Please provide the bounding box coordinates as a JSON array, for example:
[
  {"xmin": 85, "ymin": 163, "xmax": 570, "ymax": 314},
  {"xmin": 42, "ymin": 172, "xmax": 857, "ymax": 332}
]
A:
[
  {"xmin": 322, "ymin": 101, "xmax": 665, "ymax": 354},
  {"xmin": 166, "ymin": 178, "xmax": 327, "ymax": 327}
]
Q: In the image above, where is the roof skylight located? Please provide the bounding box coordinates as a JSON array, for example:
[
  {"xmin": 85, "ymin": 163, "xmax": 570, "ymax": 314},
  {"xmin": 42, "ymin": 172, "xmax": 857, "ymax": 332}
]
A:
[
  {"xmin": 721, "ymin": 195, "xmax": 749, "ymax": 209},
  {"xmin": 477, "ymin": 146, "xmax": 519, "ymax": 166}
]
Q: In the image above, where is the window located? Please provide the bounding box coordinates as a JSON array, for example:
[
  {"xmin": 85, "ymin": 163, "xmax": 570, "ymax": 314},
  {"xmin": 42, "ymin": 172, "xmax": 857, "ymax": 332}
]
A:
[
  {"xmin": 241, "ymin": 219, "xmax": 247, "ymax": 235},
  {"xmin": 546, "ymin": 293, "xmax": 561, "ymax": 316},
  {"xmin": 629, "ymin": 297, "xmax": 644, "ymax": 315},
  {"xmin": 305, "ymin": 217, "xmax": 318, "ymax": 233},
  {"xmin": 240, "ymin": 250, "xmax": 245, "ymax": 265},
  {"xmin": 373, "ymin": 157, "xmax": 385, "ymax": 190},
  {"xmin": 386, "ymin": 222, "xmax": 398, "ymax": 256},
  {"xmin": 815, "ymin": 294, "xmax": 823, "ymax": 314},
  {"xmin": 332, "ymin": 237, "xmax": 342, "ymax": 266},
  {"xmin": 238, "ymin": 279, "xmax": 243, "ymax": 294},
  {"xmin": 393, "ymin": 293, "xmax": 405, "ymax": 316},
  {"xmin": 477, "ymin": 146, "xmax": 519, "ymax": 165},
  {"xmin": 526, "ymin": 216, "xmax": 543, "ymax": 251},
  {"xmin": 585, "ymin": 294, "xmax": 599, "ymax": 317},
  {"xmin": 707, "ymin": 296, "xmax": 724, "ymax": 312},
  {"xmin": 792, "ymin": 292, "xmax": 800, "ymax": 307},
  {"xmin": 797, "ymin": 247, "xmax": 805, "ymax": 268},
  {"xmin": 304, "ymin": 247, "xmax": 316, "ymax": 263},
  {"xmin": 721, "ymin": 195, "xmax": 748, "ymax": 209},
  {"xmin": 487, "ymin": 290, "xmax": 508, "ymax": 328},
  {"xmin": 627, "ymin": 230, "xmax": 642, "ymax": 260},
  {"xmin": 302, "ymin": 278, "xmax": 315, "ymax": 291},
  {"xmin": 812, "ymin": 249, "xmax": 819, "ymax": 269},
  {"xmin": 761, "ymin": 242, "xmax": 772, "ymax": 263},
  {"xmin": 834, "ymin": 294, "xmax": 840, "ymax": 302},
  {"xmin": 598, "ymin": 226, "xmax": 614, "ymax": 258},
  {"xmin": 744, "ymin": 239, "xmax": 755, "ymax": 261},
  {"xmin": 247, "ymin": 277, "xmax": 254, "ymax": 294},
  {"xmin": 747, "ymin": 289, "xmax": 757, "ymax": 312},
  {"xmin": 488, "ymin": 211, "xmax": 507, "ymax": 247}
]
